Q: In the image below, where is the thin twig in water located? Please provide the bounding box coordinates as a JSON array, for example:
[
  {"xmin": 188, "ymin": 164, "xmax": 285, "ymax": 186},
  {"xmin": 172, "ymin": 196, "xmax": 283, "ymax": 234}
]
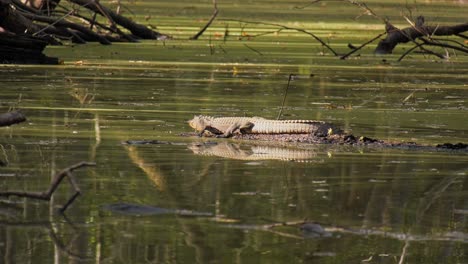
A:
[
  {"xmin": 420, "ymin": 38, "xmax": 468, "ymax": 53},
  {"xmin": 223, "ymin": 23, "xmax": 229, "ymax": 43},
  {"xmin": 218, "ymin": 44, "xmax": 227, "ymax": 53},
  {"xmin": 191, "ymin": 0, "xmax": 219, "ymax": 40},
  {"xmin": 294, "ymin": 0, "xmax": 383, "ymax": 22},
  {"xmin": 243, "ymin": 44, "xmax": 263, "ymax": 55},
  {"xmin": 294, "ymin": 0, "xmax": 321, "ymax": 9},
  {"xmin": 340, "ymin": 31, "xmax": 386, "ymax": 59},
  {"xmin": 277, "ymin": 74, "xmax": 295, "ymax": 120},
  {"xmin": 31, "ymin": 8, "xmax": 82, "ymax": 36},
  {"xmin": 209, "ymin": 35, "xmax": 214, "ymax": 55}
]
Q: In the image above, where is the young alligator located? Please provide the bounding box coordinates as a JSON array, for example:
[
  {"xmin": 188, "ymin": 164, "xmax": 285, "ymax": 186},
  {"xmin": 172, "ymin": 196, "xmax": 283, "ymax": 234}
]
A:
[{"xmin": 188, "ymin": 115, "xmax": 340, "ymax": 138}]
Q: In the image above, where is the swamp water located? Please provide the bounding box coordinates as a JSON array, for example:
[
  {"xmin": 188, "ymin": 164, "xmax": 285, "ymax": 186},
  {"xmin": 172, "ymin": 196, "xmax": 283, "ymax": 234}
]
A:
[{"xmin": 1, "ymin": 0, "xmax": 467, "ymax": 263}]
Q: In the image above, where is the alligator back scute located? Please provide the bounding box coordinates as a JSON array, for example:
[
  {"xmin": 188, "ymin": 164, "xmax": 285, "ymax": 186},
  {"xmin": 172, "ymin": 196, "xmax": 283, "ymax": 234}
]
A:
[{"xmin": 251, "ymin": 120, "xmax": 334, "ymax": 135}]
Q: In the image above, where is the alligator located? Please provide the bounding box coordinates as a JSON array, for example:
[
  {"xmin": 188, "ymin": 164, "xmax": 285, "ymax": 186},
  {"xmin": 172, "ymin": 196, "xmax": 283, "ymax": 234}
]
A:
[
  {"xmin": 184, "ymin": 116, "xmax": 467, "ymax": 151},
  {"xmin": 188, "ymin": 115, "xmax": 341, "ymax": 138},
  {"xmin": 189, "ymin": 141, "xmax": 322, "ymax": 162}
]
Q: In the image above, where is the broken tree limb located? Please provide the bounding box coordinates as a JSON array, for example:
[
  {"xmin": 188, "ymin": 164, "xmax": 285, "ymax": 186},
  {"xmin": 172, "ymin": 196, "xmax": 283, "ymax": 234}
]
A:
[
  {"xmin": 397, "ymin": 41, "xmax": 447, "ymax": 62},
  {"xmin": 68, "ymin": 0, "xmax": 168, "ymax": 40},
  {"xmin": 0, "ymin": 161, "xmax": 96, "ymax": 213},
  {"xmin": 20, "ymin": 11, "xmax": 112, "ymax": 44},
  {"xmin": 341, "ymin": 31, "xmax": 386, "ymax": 59},
  {"xmin": 190, "ymin": 0, "xmax": 218, "ymax": 40},
  {"xmin": 419, "ymin": 37, "xmax": 468, "ymax": 53},
  {"xmin": 375, "ymin": 18, "xmax": 468, "ymax": 54},
  {"xmin": 0, "ymin": 110, "xmax": 26, "ymax": 127}
]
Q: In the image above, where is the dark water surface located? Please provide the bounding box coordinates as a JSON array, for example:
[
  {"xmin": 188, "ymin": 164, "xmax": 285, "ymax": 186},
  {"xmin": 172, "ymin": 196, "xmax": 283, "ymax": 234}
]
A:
[{"xmin": 1, "ymin": 0, "xmax": 467, "ymax": 263}]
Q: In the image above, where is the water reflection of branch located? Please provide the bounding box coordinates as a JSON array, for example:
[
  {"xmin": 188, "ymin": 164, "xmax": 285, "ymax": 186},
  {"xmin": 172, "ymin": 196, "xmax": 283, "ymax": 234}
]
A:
[
  {"xmin": 123, "ymin": 146, "xmax": 213, "ymax": 263},
  {"xmin": 0, "ymin": 162, "xmax": 96, "ymax": 212},
  {"xmin": 398, "ymin": 240, "xmax": 410, "ymax": 264},
  {"xmin": 390, "ymin": 175, "xmax": 465, "ymax": 260},
  {"xmin": 415, "ymin": 175, "xmax": 461, "ymax": 222},
  {"xmin": 223, "ymin": 220, "xmax": 307, "ymax": 240},
  {"xmin": 69, "ymin": 87, "xmax": 96, "ymax": 121},
  {"xmin": 124, "ymin": 146, "xmax": 166, "ymax": 191},
  {"xmin": 0, "ymin": 220, "xmax": 93, "ymax": 261},
  {"xmin": 90, "ymin": 113, "xmax": 101, "ymax": 162},
  {"xmin": 69, "ymin": 87, "xmax": 95, "ymax": 106},
  {"xmin": 224, "ymin": 221, "xmax": 468, "ymax": 243}
]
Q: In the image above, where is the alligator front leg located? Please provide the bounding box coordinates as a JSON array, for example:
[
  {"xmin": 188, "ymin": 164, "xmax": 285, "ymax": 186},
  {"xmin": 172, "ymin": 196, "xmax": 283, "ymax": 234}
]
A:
[
  {"xmin": 216, "ymin": 123, "xmax": 241, "ymax": 138},
  {"xmin": 217, "ymin": 121, "xmax": 254, "ymax": 138},
  {"xmin": 199, "ymin": 126, "xmax": 223, "ymax": 137}
]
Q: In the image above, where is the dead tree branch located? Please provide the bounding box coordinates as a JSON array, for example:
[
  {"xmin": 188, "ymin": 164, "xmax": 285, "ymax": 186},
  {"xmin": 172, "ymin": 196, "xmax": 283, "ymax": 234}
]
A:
[
  {"xmin": 221, "ymin": 19, "xmax": 338, "ymax": 56},
  {"xmin": 68, "ymin": 0, "xmax": 166, "ymax": 40},
  {"xmin": 340, "ymin": 31, "xmax": 386, "ymax": 59},
  {"xmin": 20, "ymin": 11, "xmax": 112, "ymax": 44},
  {"xmin": 0, "ymin": 161, "xmax": 96, "ymax": 213},
  {"xmin": 190, "ymin": 0, "xmax": 218, "ymax": 40}
]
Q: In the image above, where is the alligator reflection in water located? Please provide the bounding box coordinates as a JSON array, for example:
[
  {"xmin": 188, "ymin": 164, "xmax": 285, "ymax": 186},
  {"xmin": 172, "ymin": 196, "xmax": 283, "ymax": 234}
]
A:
[{"xmin": 189, "ymin": 141, "xmax": 324, "ymax": 162}]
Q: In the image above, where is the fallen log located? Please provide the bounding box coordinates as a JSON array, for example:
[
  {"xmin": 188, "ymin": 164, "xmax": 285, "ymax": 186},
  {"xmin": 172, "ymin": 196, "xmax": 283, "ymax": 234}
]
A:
[
  {"xmin": 0, "ymin": 110, "xmax": 26, "ymax": 126},
  {"xmin": 375, "ymin": 17, "xmax": 468, "ymax": 55},
  {"xmin": 0, "ymin": 32, "xmax": 59, "ymax": 64}
]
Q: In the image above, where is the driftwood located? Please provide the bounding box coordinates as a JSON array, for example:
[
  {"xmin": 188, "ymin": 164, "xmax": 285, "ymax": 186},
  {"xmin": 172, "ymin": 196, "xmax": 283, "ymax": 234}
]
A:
[
  {"xmin": 0, "ymin": 110, "xmax": 26, "ymax": 126},
  {"xmin": 375, "ymin": 17, "xmax": 468, "ymax": 55},
  {"xmin": 0, "ymin": 161, "xmax": 96, "ymax": 213}
]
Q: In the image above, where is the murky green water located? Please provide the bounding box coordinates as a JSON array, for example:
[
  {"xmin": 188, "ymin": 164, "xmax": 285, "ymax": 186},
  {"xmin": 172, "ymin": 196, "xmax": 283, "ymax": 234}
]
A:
[{"xmin": 1, "ymin": 0, "xmax": 467, "ymax": 263}]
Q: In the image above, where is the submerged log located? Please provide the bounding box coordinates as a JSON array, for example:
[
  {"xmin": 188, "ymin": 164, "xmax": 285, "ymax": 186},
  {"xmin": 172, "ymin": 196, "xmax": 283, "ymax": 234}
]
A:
[{"xmin": 0, "ymin": 110, "xmax": 26, "ymax": 126}]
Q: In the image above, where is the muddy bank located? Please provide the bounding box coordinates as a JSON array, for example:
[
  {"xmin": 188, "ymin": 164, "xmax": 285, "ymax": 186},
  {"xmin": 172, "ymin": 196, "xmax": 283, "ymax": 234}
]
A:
[{"xmin": 178, "ymin": 132, "xmax": 467, "ymax": 152}]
